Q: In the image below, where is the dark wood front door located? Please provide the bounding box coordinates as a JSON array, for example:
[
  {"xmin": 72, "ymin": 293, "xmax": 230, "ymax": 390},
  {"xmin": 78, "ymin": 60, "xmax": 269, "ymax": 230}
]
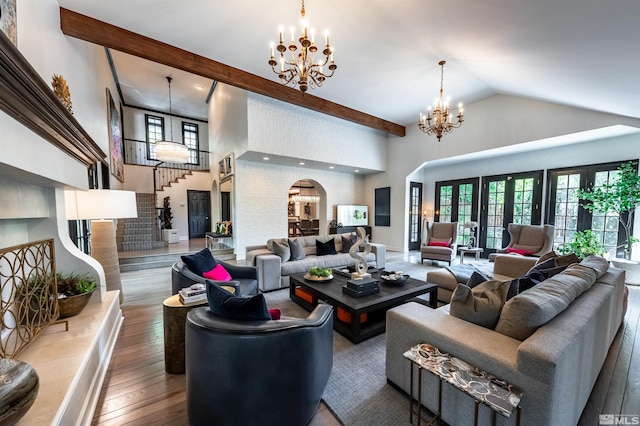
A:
[{"xmin": 188, "ymin": 190, "xmax": 211, "ymax": 239}]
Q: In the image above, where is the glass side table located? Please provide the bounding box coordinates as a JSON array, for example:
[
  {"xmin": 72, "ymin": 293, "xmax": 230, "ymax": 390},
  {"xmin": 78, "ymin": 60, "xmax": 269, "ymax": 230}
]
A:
[
  {"xmin": 403, "ymin": 343, "xmax": 523, "ymax": 426},
  {"xmin": 458, "ymin": 247, "xmax": 484, "ymax": 264}
]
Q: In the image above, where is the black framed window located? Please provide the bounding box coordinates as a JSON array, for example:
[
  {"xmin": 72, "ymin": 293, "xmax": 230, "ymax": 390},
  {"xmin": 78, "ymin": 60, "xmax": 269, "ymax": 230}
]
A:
[
  {"xmin": 182, "ymin": 122, "xmax": 199, "ymax": 164},
  {"xmin": 547, "ymin": 160, "xmax": 634, "ymax": 257},
  {"xmin": 435, "ymin": 177, "xmax": 479, "ymax": 246},
  {"xmin": 145, "ymin": 114, "xmax": 164, "ymax": 160}
]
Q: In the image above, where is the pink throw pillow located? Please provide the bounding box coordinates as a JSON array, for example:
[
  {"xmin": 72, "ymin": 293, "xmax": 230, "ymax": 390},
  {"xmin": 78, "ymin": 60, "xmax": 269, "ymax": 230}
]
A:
[
  {"xmin": 203, "ymin": 264, "xmax": 232, "ymax": 281},
  {"xmin": 428, "ymin": 241, "xmax": 450, "ymax": 247},
  {"xmin": 506, "ymin": 247, "xmax": 534, "ymax": 256}
]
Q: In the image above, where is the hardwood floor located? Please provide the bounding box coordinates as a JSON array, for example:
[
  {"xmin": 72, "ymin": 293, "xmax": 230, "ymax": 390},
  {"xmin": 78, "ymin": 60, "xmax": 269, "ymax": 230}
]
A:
[{"xmin": 93, "ymin": 250, "xmax": 640, "ymax": 425}]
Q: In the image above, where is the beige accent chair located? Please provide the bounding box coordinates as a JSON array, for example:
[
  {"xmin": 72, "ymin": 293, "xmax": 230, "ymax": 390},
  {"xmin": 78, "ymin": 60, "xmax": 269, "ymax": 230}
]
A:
[
  {"xmin": 420, "ymin": 222, "xmax": 458, "ymax": 265},
  {"xmin": 488, "ymin": 223, "xmax": 555, "ymax": 261}
]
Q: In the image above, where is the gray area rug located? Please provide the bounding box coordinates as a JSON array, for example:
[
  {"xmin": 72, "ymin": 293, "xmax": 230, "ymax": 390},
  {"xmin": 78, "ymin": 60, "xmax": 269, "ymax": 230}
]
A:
[{"xmin": 264, "ymin": 288, "xmax": 436, "ymax": 425}]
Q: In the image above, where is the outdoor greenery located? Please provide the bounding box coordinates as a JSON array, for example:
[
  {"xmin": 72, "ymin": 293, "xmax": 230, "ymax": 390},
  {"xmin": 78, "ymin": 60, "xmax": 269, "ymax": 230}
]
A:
[
  {"xmin": 557, "ymin": 230, "xmax": 608, "ymax": 259},
  {"xmin": 577, "ymin": 161, "xmax": 640, "ymax": 259}
]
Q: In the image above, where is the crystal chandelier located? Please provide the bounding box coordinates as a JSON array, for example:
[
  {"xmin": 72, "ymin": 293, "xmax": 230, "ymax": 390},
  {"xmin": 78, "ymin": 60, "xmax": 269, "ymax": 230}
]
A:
[
  {"xmin": 268, "ymin": 0, "xmax": 336, "ymax": 93},
  {"xmin": 418, "ymin": 61, "xmax": 464, "ymax": 141}
]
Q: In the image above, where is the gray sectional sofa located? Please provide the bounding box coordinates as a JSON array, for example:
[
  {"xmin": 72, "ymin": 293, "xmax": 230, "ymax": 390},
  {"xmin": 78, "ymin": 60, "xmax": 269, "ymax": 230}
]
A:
[
  {"xmin": 245, "ymin": 233, "xmax": 386, "ymax": 292},
  {"xmin": 386, "ymin": 255, "xmax": 626, "ymax": 426}
]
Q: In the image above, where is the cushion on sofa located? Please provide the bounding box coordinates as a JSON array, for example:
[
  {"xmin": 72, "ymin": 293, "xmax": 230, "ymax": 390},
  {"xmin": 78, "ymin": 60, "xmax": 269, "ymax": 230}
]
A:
[
  {"xmin": 316, "ymin": 238, "xmax": 337, "ymax": 256},
  {"xmin": 449, "ymin": 279, "xmax": 511, "ymax": 328},
  {"xmin": 181, "ymin": 248, "xmax": 217, "ymax": 276},
  {"xmin": 495, "ymin": 262, "xmax": 598, "ymax": 340},
  {"xmin": 578, "ymin": 255, "xmax": 609, "ymax": 279},
  {"xmin": 342, "ymin": 234, "xmax": 358, "ymax": 253},
  {"xmin": 206, "ymin": 281, "xmax": 272, "ymax": 321},
  {"xmin": 289, "ymin": 238, "xmax": 306, "ymax": 261},
  {"xmin": 272, "ymin": 241, "xmax": 291, "ymax": 262}
]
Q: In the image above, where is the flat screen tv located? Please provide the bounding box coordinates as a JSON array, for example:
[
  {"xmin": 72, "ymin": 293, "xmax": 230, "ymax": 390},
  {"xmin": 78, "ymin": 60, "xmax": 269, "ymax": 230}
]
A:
[{"xmin": 337, "ymin": 205, "xmax": 368, "ymax": 226}]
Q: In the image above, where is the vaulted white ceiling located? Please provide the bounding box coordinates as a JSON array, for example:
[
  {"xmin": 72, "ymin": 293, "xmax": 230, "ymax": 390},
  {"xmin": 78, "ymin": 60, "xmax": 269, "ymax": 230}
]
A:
[{"xmin": 58, "ymin": 0, "xmax": 640, "ymax": 128}]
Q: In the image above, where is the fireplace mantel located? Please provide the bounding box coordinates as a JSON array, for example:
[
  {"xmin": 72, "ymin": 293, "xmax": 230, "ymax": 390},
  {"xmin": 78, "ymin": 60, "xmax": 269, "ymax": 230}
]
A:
[{"xmin": 0, "ymin": 31, "xmax": 105, "ymax": 167}]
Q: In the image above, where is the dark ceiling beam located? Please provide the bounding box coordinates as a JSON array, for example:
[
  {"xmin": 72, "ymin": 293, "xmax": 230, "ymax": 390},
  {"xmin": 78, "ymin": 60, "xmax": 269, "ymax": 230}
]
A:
[{"xmin": 59, "ymin": 8, "xmax": 406, "ymax": 137}]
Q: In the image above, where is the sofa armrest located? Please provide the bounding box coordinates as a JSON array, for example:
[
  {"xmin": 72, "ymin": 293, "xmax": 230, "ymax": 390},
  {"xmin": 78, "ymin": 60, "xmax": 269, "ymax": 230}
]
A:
[
  {"xmin": 256, "ymin": 254, "xmax": 283, "ymax": 292},
  {"xmin": 493, "ymin": 254, "xmax": 537, "ymax": 278},
  {"xmin": 369, "ymin": 243, "xmax": 386, "ymax": 269}
]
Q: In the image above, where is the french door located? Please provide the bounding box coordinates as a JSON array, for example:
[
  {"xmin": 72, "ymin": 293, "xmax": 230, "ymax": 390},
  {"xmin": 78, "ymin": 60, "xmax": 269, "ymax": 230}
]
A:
[
  {"xmin": 546, "ymin": 161, "xmax": 632, "ymax": 257},
  {"xmin": 408, "ymin": 182, "xmax": 422, "ymax": 250},
  {"xmin": 435, "ymin": 178, "xmax": 479, "ymax": 247},
  {"xmin": 480, "ymin": 171, "xmax": 543, "ymax": 255}
]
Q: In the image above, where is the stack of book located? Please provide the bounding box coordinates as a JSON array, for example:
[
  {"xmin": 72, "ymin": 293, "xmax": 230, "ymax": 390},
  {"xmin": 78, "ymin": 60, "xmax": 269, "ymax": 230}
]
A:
[
  {"xmin": 179, "ymin": 287, "xmax": 207, "ymax": 306},
  {"xmin": 342, "ymin": 277, "xmax": 380, "ymax": 297}
]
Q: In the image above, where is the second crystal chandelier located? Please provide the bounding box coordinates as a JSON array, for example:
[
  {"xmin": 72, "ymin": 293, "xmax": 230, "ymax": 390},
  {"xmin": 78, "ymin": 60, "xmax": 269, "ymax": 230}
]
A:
[{"xmin": 268, "ymin": 0, "xmax": 337, "ymax": 93}]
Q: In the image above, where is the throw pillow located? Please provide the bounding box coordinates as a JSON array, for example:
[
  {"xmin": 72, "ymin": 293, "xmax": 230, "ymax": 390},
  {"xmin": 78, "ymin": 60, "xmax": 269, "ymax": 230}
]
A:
[
  {"xmin": 579, "ymin": 255, "xmax": 609, "ymax": 279},
  {"xmin": 506, "ymin": 247, "xmax": 534, "ymax": 256},
  {"xmin": 206, "ymin": 281, "xmax": 272, "ymax": 321},
  {"xmin": 316, "ymin": 238, "xmax": 338, "ymax": 256},
  {"xmin": 449, "ymin": 279, "xmax": 511, "ymax": 329},
  {"xmin": 466, "ymin": 270, "xmax": 490, "ymax": 288},
  {"xmin": 342, "ymin": 234, "xmax": 359, "ymax": 253},
  {"xmin": 203, "ymin": 264, "xmax": 232, "ymax": 281},
  {"xmin": 289, "ymin": 238, "xmax": 307, "ymax": 260},
  {"xmin": 428, "ymin": 241, "xmax": 450, "ymax": 247},
  {"xmin": 271, "ymin": 240, "xmax": 291, "ymax": 262},
  {"xmin": 181, "ymin": 248, "xmax": 217, "ymax": 276}
]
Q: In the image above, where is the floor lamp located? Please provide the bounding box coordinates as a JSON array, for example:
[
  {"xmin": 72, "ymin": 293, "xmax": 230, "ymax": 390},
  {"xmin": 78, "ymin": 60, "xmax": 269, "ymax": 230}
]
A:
[{"xmin": 65, "ymin": 190, "xmax": 138, "ymax": 304}]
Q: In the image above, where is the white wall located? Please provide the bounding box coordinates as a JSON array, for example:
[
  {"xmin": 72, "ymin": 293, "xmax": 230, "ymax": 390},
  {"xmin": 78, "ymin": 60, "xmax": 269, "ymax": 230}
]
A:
[{"xmin": 0, "ymin": 0, "xmax": 118, "ymax": 294}]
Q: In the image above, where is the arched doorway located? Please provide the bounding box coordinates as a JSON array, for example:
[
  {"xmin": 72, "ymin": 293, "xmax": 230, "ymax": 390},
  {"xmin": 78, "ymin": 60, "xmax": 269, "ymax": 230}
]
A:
[{"xmin": 288, "ymin": 179, "xmax": 325, "ymax": 237}]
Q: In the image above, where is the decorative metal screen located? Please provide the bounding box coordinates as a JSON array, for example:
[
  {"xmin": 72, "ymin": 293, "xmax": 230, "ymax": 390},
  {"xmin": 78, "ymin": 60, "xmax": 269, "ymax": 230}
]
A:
[{"xmin": 0, "ymin": 239, "xmax": 59, "ymax": 358}]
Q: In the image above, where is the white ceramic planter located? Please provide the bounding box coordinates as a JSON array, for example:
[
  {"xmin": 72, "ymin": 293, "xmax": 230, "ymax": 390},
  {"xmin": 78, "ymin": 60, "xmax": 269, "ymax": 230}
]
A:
[{"xmin": 610, "ymin": 258, "xmax": 640, "ymax": 285}]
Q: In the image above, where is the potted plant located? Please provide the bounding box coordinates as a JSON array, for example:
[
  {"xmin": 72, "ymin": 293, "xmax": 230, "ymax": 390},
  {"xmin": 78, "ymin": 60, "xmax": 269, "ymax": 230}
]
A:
[
  {"xmin": 577, "ymin": 161, "xmax": 640, "ymax": 260},
  {"xmin": 556, "ymin": 229, "xmax": 607, "ymax": 259},
  {"xmin": 56, "ymin": 272, "xmax": 97, "ymax": 318}
]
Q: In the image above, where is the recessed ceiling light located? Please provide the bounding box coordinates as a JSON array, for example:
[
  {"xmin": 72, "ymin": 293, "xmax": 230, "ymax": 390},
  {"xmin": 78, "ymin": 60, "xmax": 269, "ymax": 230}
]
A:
[
  {"xmin": 299, "ymin": 162, "xmax": 305, "ymax": 165},
  {"xmin": 329, "ymin": 166, "xmax": 335, "ymax": 169},
  {"xmin": 195, "ymin": 85, "xmax": 204, "ymax": 91},
  {"xmin": 355, "ymin": 169, "xmax": 360, "ymax": 173},
  {"xmin": 263, "ymin": 157, "xmax": 270, "ymax": 160}
]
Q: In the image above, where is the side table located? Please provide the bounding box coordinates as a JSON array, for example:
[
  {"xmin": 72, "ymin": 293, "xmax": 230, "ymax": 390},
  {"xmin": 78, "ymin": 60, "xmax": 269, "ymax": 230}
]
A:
[
  {"xmin": 163, "ymin": 294, "xmax": 207, "ymax": 374},
  {"xmin": 458, "ymin": 247, "xmax": 484, "ymax": 264},
  {"xmin": 403, "ymin": 343, "xmax": 522, "ymax": 426}
]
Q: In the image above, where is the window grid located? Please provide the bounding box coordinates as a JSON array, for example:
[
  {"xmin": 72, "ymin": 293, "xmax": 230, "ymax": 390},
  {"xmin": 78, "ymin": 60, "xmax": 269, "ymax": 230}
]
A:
[
  {"xmin": 146, "ymin": 115, "xmax": 164, "ymax": 160},
  {"xmin": 590, "ymin": 170, "xmax": 620, "ymax": 254},
  {"xmin": 182, "ymin": 122, "xmax": 199, "ymax": 164},
  {"xmin": 438, "ymin": 185, "xmax": 453, "ymax": 222},
  {"xmin": 410, "ymin": 186, "xmax": 420, "ymax": 242},
  {"xmin": 553, "ymin": 173, "xmax": 581, "ymax": 248},
  {"xmin": 513, "ymin": 178, "xmax": 534, "ymax": 225},
  {"xmin": 486, "ymin": 181, "xmax": 506, "ymax": 249},
  {"xmin": 457, "ymin": 183, "xmax": 473, "ymax": 246}
]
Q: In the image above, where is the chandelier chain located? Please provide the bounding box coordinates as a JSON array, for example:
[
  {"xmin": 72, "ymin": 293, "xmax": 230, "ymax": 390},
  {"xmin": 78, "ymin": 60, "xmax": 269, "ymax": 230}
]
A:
[{"xmin": 418, "ymin": 60, "xmax": 464, "ymax": 141}]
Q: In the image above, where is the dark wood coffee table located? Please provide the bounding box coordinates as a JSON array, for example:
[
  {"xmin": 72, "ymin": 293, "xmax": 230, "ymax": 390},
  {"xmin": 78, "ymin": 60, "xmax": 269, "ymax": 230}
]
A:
[{"xmin": 290, "ymin": 271, "xmax": 437, "ymax": 343}]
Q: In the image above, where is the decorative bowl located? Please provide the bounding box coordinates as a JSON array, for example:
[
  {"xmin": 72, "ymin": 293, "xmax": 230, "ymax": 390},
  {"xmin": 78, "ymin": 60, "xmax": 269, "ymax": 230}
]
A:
[
  {"xmin": 303, "ymin": 273, "xmax": 333, "ymax": 282},
  {"xmin": 379, "ymin": 271, "xmax": 410, "ymax": 286}
]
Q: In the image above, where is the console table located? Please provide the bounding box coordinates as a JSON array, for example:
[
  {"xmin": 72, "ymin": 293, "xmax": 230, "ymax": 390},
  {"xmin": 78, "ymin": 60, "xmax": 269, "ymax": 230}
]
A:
[
  {"xmin": 404, "ymin": 343, "xmax": 522, "ymax": 425},
  {"xmin": 329, "ymin": 226, "xmax": 372, "ymax": 241}
]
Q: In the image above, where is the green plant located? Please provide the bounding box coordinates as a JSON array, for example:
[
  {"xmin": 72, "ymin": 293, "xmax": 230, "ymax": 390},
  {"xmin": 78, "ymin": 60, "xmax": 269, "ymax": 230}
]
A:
[
  {"xmin": 557, "ymin": 230, "xmax": 608, "ymax": 259},
  {"xmin": 309, "ymin": 267, "xmax": 332, "ymax": 277},
  {"xmin": 577, "ymin": 161, "xmax": 640, "ymax": 259},
  {"xmin": 56, "ymin": 272, "xmax": 96, "ymax": 297}
]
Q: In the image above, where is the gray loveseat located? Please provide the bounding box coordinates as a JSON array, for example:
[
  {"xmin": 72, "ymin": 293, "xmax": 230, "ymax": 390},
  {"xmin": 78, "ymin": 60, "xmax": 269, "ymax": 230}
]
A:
[
  {"xmin": 386, "ymin": 255, "xmax": 626, "ymax": 425},
  {"xmin": 246, "ymin": 233, "xmax": 386, "ymax": 292}
]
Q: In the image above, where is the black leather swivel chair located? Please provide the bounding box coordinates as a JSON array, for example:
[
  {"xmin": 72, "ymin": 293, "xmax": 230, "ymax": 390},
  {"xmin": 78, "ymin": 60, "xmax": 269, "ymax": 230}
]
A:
[{"xmin": 185, "ymin": 304, "xmax": 333, "ymax": 426}]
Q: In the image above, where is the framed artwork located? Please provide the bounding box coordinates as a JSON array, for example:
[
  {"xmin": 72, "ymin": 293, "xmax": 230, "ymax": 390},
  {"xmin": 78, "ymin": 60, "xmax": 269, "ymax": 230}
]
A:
[
  {"xmin": 107, "ymin": 88, "xmax": 124, "ymax": 182},
  {"xmin": 375, "ymin": 187, "xmax": 391, "ymax": 226},
  {"xmin": 0, "ymin": 0, "xmax": 17, "ymax": 46}
]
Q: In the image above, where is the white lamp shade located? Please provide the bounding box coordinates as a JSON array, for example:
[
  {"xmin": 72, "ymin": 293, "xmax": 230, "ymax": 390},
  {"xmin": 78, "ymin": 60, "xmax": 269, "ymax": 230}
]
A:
[
  {"xmin": 156, "ymin": 141, "xmax": 189, "ymax": 163},
  {"xmin": 65, "ymin": 189, "xmax": 138, "ymax": 220}
]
